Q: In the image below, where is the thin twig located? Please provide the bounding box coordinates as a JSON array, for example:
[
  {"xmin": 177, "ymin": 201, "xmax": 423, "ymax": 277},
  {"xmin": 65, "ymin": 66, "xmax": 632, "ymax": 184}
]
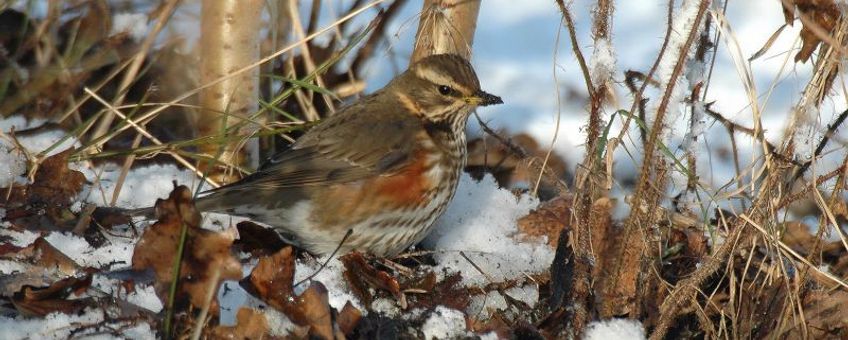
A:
[{"xmin": 89, "ymin": 0, "xmax": 179, "ymax": 146}]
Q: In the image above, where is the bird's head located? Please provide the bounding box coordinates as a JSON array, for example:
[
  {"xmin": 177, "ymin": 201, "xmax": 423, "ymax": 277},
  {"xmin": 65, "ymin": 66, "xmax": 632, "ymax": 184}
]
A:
[{"xmin": 387, "ymin": 54, "xmax": 503, "ymax": 123}]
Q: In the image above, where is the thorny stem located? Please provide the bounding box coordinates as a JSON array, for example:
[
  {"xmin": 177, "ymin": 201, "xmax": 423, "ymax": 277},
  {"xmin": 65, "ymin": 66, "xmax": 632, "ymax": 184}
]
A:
[
  {"xmin": 552, "ymin": 0, "xmax": 613, "ymax": 336},
  {"xmin": 612, "ymin": 0, "xmax": 710, "ymax": 320}
]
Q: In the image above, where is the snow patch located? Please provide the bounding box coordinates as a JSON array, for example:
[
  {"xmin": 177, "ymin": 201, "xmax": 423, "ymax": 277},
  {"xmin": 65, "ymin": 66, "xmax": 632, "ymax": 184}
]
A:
[
  {"xmin": 81, "ymin": 163, "xmax": 210, "ymax": 209},
  {"xmin": 589, "ymin": 38, "xmax": 616, "ymax": 83},
  {"xmin": 42, "ymin": 231, "xmax": 136, "ymax": 269},
  {"xmin": 648, "ymin": 0, "xmax": 705, "ymax": 141},
  {"xmin": 584, "ymin": 318, "xmax": 646, "ymax": 340},
  {"xmin": 421, "ymin": 306, "xmax": 467, "ymax": 340},
  {"xmin": 0, "ymin": 308, "xmax": 155, "ymax": 339},
  {"xmin": 111, "ymin": 13, "xmax": 149, "ymax": 41},
  {"xmin": 424, "ymin": 174, "xmax": 549, "ymax": 287},
  {"xmin": 0, "ymin": 227, "xmax": 40, "ymax": 248}
]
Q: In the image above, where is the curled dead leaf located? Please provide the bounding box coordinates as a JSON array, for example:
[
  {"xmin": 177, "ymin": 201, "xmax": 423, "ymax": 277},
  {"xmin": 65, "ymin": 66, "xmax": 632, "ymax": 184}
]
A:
[
  {"xmin": 2, "ymin": 148, "xmax": 86, "ymax": 228},
  {"xmin": 781, "ymin": 0, "xmax": 840, "ymax": 62},
  {"xmin": 337, "ymin": 301, "xmax": 362, "ymax": 335},
  {"xmin": 295, "ymin": 282, "xmax": 337, "ymax": 340},
  {"xmin": 131, "ymin": 185, "xmax": 242, "ymax": 311},
  {"xmin": 517, "ymin": 195, "xmax": 572, "ymax": 247},
  {"xmin": 246, "ymin": 246, "xmax": 295, "ymax": 309},
  {"xmin": 342, "ymin": 252, "xmax": 406, "ymax": 309},
  {"xmin": 11, "ymin": 275, "xmax": 93, "ymax": 317}
]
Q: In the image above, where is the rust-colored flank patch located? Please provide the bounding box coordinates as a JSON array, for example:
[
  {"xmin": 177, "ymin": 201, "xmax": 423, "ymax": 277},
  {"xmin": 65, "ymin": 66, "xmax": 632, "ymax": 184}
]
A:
[{"xmin": 372, "ymin": 149, "xmax": 432, "ymax": 206}]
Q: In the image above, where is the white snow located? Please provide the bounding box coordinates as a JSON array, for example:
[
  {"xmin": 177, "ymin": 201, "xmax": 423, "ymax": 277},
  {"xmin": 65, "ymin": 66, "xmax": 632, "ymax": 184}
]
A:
[
  {"xmin": 792, "ymin": 103, "xmax": 818, "ymax": 161},
  {"xmin": 682, "ymin": 101, "xmax": 708, "ymax": 156},
  {"xmin": 0, "ymin": 115, "xmax": 47, "ymax": 132},
  {"xmin": 90, "ymin": 275, "xmax": 163, "ymax": 313},
  {"xmin": 16, "ymin": 129, "xmax": 79, "ymax": 158},
  {"xmin": 43, "ymin": 232, "xmax": 135, "ymax": 269},
  {"xmin": 424, "ymin": 174, "xmax": 550, "ymax": 287},
  {"xmin": 293, "ymin": 256, "xmax": 363, "ymax": 311},
  {"xmin": 0, "ymin": 309, "xmax": 155, "ymax": 339},
  {"xmin": 111, "ymin": 13, "xmax": 149, "ymax": 41},
  {"xmin": 584, "ymin": 318, "xmax": 646, "ymax": 340},
  {"xmin": 0, "ymin": 122, "xmax": 79, "ymax": 187},
  {"xmin": 0, "ymin": 227, "xmax": 39, "ymax": 248},
  {"xmin": 0, "ymin": 139, "xmax": 27, "ymax": 187},
  {"xmin": 80, "ymin": 163, "xmax": 210, "ymax": 209},
  {"xmin": 421, "ymin": 306, "xmax": 467, "ymax": 340},
  {"xmin": 589, "ymin": 38, "xmax": 616, "ymax": 84},
  {"xmin": 647, "ymin": 0, "xmax": 705, "ymax": 142}
]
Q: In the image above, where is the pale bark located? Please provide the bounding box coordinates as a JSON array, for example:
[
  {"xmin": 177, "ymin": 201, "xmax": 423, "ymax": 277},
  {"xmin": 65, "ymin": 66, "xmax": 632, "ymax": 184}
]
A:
[
  {"xmin": 198, "ymin": 0, "xmax": 263, "ymax": 181},
  {"xmin": 410, "ymin": 0, "xmax": 481, "ymax": 63}
]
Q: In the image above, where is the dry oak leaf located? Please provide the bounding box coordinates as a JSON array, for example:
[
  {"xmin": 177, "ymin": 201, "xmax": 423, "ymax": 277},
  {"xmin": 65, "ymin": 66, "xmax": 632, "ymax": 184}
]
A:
[
  {"xmin": 337, "ymin": 301, "xmax": 362, "ymax": 335},
  {"xmin": 1, "ymin": 148, "xmax": 86, "ymax": 226},
  {"xmin": 517, "ymin": 194, "xmax": 572, "ymax": 247},
  {"xmin": 246, "ymin": 245, "xmax": 361, "ymax": 338},
  {"xmin": 10, "ymin": 274, "xmax": 93, "ymax": 317},
  {"xmin": 341, "ymin": 252, "xmax": 406, "ymax": 309},
  {"xmin": 2, "ymin": 237, "xmax": 81, "ymax": 276},
  {"xmin": 782, "ymin": 0, "xmax": 840, "ymax": 62},
  {"xmin": 131, "ymin": 185, "xmax": 242, "ymax": 310},
  {"xmin": 0, "ymin": 236, "xmax": 85, "ymax": 297},
  {"xmin": 246, "ymin": 246, "xmax": 295, "ymax": 311}
]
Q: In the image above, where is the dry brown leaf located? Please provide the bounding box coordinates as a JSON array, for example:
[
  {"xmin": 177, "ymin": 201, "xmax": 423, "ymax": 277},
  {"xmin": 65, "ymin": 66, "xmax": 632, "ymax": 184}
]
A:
[
  {"xmin": 10, "ymin": 275, "xmax": 93, "ymax": 317},
  {"xmin": 296, "ymin": 282, "xmax": 336, "ymax": 340},
  {"xmin": 781, "ymin": 0, "xmax": 840, "ymax": 62},
  {"xmin": 408, "ymin": 272, "xmax": 470, "ymax": 312},
  {"xmin": 682, "ymin": 227, "xmax": 709, "ymax": 259},
  {"xmin": 780, "ymin": 221, "xmax": 818, "ymax": 252},
  {"xmin": 789, "ymin": 290, "xmax": 848, "ymax": 338},
  {"xmin": 4, "ymin": 237, "xmax": 81, "ymax": 276},
  {"xmin": 469, "ymin": 313, "xmax": 511, "ymax": 339},
  {"xmin": 466, "ymin": 133, "xmax": 568, "ymax": 196},
  {"xmin": 0, "ymin": 236, "xmax": 85, "ymax": 296},
  {"xmin": 2, "ymin": 148, "xmax": 86, "ymax": 227},
  {"xmin": 245, "ymin": 247, "xmax": 361, "ymax": 338},
  {"xmin": 246, "ymin": 246, "xmax": 295, "ymax": 310},
  {"xmin": 131, "ymin": 185, "xmax": 242, "ymax": 310},
  {"xmin": 341, "ymin": 252, "xmax": 406, "ymax": 309},
  {"xmin": 209, "ymin": 307, "xmax": 270, "ymax": 339},
  {"xmin": 337, "ymin": 301, "xmax": 362, "ymax": 335},
  {"xmin": 30, "ymin": 149, "xmax": 86, "ymax": 204},
  {"xmin": 517, "ymin": 195, "xmax": 572, "ymax": 247}
]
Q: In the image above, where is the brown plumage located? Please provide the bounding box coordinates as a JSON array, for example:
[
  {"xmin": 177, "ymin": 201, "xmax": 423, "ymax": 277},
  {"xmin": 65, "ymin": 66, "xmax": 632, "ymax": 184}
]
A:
[{"xmin": 194, "ymin": 54, "xmax": 502, "ymax": 256}]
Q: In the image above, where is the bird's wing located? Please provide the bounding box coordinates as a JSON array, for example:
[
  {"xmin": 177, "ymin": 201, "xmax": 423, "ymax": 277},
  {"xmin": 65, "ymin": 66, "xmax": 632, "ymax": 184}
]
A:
[{"xmin": 204, "ymin": 96, "xmax": 423, "ymax": 193}]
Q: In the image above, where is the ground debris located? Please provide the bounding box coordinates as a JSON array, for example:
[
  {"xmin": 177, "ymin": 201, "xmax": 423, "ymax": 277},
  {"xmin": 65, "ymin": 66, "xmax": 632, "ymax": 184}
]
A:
[
  {"xmin": 10, "ymin": 274, "xmax": 93, "ymax": 317},
  {"xmin": 1, "ymin": 148, "xmax": 86, "ymax": 229},
  {"xmin": 131, "ymin": 184, "xmax": 242, "ymax": 311}
]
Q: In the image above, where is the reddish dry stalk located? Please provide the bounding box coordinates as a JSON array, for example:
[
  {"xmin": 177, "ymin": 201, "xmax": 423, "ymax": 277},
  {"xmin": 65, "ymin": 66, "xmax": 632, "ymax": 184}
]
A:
[
  {"xmin": 605, "ymin": 0, "xmax": 710, "ymax": 318},
  {"xmin": 592, "ymin": 0, "xmax": 613, "ymax": 39},
  {"xmin": 552, "ymin": 0, "xmax": 614, "ymax": 336},
  {"xmin": 649, "ymin": 164, "xmax": 786, "ymax": 339},
  {"xmin": 410, "ymin": 0, "xmax": 481, "ymax": 63}
]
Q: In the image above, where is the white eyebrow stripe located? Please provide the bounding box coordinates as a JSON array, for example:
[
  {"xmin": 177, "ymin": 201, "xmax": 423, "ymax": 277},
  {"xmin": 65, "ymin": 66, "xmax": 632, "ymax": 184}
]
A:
[{"xmin": 414, "ymin": 66, "xmax": 471, "ymax": 94}]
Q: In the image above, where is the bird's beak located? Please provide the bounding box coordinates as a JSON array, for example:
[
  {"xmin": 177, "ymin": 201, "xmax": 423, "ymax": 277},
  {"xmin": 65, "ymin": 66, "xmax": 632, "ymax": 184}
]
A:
[{"xmin": 467, "ymin": 90, "xmax": 504, "ymax": 107}]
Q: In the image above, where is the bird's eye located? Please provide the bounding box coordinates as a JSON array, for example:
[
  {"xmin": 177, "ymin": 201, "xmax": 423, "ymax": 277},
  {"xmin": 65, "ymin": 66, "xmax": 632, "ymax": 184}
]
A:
[{"xmin": 438, "ymin": 85, "xmax": 452, "ymax": 95}]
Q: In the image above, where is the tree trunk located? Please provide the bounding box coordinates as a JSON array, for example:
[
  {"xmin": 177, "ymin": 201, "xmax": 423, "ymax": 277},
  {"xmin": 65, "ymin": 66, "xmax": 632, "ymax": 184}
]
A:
[
  {"xmin": 410, "ymin": 0, "xmax": 481, "ymax": 63},
  {"xmin": 198, "ymin": 0, "xmax": 263, "ymax": 182}
]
